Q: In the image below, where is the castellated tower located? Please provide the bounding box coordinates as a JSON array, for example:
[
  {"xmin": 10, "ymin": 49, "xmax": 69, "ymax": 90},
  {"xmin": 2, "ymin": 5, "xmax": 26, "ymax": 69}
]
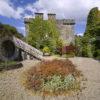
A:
[
  {"xmin": 35, "ymin": 13, "xmax": 43, "ymax": 19},
  {"xmin": 56, "ymin": 19, "xmax": 75, "ymax": 45},
  {"xmin": 48, "ymin": 13, "xmax": 56, "ymax": 20},
  {"xmin": 24, "ymin": 13, "xmax": 75, "ymax": 45}
]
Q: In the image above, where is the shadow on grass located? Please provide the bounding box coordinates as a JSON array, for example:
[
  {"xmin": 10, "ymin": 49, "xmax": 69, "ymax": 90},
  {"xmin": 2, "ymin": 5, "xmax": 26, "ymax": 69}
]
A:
[{"xmin": 0, "ymin": 62, "xmax": 23, "ymax": 71}]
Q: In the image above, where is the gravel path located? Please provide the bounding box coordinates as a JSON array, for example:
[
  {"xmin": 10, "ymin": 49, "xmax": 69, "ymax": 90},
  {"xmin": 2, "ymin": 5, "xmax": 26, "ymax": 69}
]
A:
[
  {"xmin": 0, "ymin": 57, "xmax": 100, "ymax": 100},
  {"xmin": 69, "ymin": 57, "xmax": 100, "ymax": 100}
]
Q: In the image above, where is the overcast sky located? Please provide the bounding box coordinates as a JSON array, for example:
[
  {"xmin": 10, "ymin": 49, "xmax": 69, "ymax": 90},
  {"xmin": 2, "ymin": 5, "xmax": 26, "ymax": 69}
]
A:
[{"xmin": 0, "ymin": 0, "xmax": 100, "ymax": 36}]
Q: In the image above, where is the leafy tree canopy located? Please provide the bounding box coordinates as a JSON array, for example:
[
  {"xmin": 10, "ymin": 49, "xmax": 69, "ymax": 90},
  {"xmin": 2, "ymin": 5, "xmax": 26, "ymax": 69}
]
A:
[
  {"xmin": 27, "ymin": 17, "xmax": 60, "ymax": 52},
  {"xmin": 83, "ymin": 7, "xmax": 100, "ymax": 59},
  {"xmin": 85, "ymin": 7, "xmax": 100, "ymax": 36}
]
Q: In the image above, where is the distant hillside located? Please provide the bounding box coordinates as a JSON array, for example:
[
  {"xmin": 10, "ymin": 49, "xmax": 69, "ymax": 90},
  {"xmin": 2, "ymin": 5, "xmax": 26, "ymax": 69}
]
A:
[{"xmin": 0, "ymin": 23, "xmax": 23, "ymax": 39}]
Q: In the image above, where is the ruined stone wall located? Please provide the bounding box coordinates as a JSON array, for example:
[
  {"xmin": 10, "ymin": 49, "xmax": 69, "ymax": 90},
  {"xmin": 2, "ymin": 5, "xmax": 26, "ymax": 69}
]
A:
[
  {"xmin": 24, "ymin": 13, "xmax": 75, "ymax": 46},
  {"xmin": 24, "ymin": 18, "xmax": 33, "ymax": 38},
  {"xmin": 56, "ymin": 19, "xmax": 75, "ymax": 45}
]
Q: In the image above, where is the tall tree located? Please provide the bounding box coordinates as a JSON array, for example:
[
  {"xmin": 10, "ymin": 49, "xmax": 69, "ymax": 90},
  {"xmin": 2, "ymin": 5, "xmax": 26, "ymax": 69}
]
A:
[
  {"xmin": 83, "ymin": 7, "xmax": 100, "ymax": 59},
  {"xmin": 85, "ymin": 7, "xmax": 99, "ymax": 36},
  {"xmin": 27, "ymin": 17, "xmax": 60, "ymax": 52}
]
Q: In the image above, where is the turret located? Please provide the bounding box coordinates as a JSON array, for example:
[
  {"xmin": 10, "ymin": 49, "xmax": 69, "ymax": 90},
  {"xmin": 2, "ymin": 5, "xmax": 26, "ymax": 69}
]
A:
[
  {"xmin": 35, "ymin": 13, "xmax": 43, "ymax": 19},
  {"xmin": 48, "ymin": 13, "xmax": 56, "ymax": 20}
]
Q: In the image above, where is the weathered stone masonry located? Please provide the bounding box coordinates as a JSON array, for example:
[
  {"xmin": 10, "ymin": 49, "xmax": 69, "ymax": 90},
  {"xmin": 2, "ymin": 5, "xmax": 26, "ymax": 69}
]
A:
[
  {"xmin": 24, "ymin": 13, "xmax": 75, "ymax": 45},
  {"xmin": 0, "ymin": 36, "xmax": 43, "ymax": 61}
]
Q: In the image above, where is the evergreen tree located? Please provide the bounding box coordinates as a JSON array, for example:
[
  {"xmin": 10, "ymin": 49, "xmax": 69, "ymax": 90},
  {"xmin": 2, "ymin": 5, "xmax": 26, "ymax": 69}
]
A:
[
  {"xmin": 85, "ymin": 7, "xmax": 99, "ymax": 35},
  {"xmin": 83, "ymin": 7, "xmax": 100, "ymax": 59}
]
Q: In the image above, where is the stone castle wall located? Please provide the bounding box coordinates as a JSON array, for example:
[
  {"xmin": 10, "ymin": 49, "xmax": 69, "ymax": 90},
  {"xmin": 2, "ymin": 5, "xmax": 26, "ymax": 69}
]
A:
[
  {"xmin": 24, "ymin": 13, "xmax": 75, "ymax": 45},
  {"xmin": 56, "ymin": 19, "xmax": 75, "ymax": 45}
]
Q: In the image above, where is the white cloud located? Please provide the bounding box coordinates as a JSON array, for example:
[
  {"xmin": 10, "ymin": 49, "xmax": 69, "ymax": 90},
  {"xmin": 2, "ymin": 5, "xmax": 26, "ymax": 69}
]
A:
[
  {"xmin": 1, "ymin": 0, "xmax": 100, "ymax": 21},
  {"xmin": 25, "ymin": 0, "xmax": 100, "ymax": 22},
  {"xmin": 25, "ymin": 4, "xmax": 36, "ymax": 13},
  {"xmin": 76, "ymin": 33, "xmax": 84, "ymax": 36},
  {"xmin": 23, "ymin": 0, "xmax": 100, "ymax": 34},
  {"xmin": 0, "ymin": 0, "xmax": 100, "ymax": 34},
  {"xmin": 0, "ymin": 0, "xmax": 24, "ymax": 19}
]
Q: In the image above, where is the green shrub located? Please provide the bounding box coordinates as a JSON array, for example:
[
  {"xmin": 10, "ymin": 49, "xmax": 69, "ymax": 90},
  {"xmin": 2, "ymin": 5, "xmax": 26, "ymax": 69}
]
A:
[
  {"xmin": 93, "ymin": 49, "xmax": 100, "ymax": 59},
  {"xmin": 42, "ymin": 46, "xmax": 51, "ymax": 54},
  {"xmin": 66, "ymin": 52, "xmax": 75, "ymax": 58},
  {"xmin": 42, "ymin": 74, "xmax": 79, "ymax": 93}
]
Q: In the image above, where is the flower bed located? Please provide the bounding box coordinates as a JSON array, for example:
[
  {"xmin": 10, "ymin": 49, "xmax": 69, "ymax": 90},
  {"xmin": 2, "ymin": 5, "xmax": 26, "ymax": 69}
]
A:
[{"xmin": 24, "ymin": 59, "xmax": 82, "ymax": 96}]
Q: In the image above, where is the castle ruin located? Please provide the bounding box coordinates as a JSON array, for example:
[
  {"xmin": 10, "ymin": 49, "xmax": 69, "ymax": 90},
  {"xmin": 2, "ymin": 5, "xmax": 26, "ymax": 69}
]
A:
[
  {"xmin": 0, "ymin": 13, "xmax": 75, "ymax": 61},
  {"xmin": 24, "ymin": 13, "xmax": 75, "ymax": 45}
]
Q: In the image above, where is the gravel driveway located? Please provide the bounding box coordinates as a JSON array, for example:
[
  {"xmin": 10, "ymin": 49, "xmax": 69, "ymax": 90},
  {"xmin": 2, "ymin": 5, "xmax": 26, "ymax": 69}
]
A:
[{"xmin": 0, "ymin": 57, "xmax": 100, "ymax": 100}]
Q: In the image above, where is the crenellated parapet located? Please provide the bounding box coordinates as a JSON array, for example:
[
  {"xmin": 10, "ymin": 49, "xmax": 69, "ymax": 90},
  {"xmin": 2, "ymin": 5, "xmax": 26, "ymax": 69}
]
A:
[
  {"xmin": 24, "ymin": 13, "xmax": 43, "ymax": 23},
  {"xmin": 48, "ymin": 13, "xmax": 56, "ymax": 20},
  {"xmin": 56, "ymin": 19, "xmax": 75, "ymax": 25},
  {"xmin": 24, "ymin": 18, "xmax": 34, "ymax": 23},
  {"xmin": 24, "ymin": 13, "xmax": 75, "ymax": 25}
]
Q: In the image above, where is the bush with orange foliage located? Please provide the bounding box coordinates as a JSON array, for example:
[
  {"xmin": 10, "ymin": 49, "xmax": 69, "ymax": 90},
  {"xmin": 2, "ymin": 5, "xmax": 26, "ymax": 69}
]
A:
[{"xmin": 25, "ymin": 59, "xmax": 81, "ymax": 95}]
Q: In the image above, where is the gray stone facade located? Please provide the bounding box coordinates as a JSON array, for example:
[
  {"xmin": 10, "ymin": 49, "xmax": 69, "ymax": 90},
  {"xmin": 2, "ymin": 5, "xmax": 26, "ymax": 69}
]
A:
[
  {"xmin": 24, "ymin": 13, "xmax": 75, "ymax": 45},
  {"xmin": 56, "ymin": 19, "xmax": 75, "ymax": 45}
]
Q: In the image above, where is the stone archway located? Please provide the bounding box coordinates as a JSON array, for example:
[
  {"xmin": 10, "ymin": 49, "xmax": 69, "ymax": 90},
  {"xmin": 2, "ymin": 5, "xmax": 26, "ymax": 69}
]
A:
[
  {"xmin": 1, "ymin": 40, "xmax": 15, "ymax": 58},
  {"xmin": 0, "ymin": 36, "xmax": 19, "ymax": 61}
]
